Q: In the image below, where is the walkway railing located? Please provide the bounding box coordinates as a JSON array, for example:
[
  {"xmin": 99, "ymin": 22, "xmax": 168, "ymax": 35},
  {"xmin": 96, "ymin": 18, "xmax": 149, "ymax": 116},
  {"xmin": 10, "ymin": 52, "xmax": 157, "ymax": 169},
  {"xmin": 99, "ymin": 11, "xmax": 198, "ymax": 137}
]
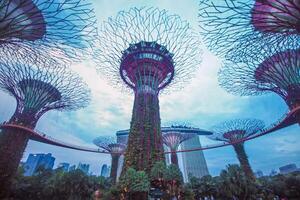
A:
[{"xmin": 0, "ymin": 106, "xmax": 299, "ymax": 154}]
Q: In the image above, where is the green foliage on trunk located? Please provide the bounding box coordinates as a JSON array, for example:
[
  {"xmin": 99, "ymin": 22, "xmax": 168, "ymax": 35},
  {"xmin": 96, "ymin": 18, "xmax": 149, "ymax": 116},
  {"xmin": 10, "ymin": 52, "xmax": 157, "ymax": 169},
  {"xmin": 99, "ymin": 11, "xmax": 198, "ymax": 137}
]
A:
[
  {"xmin": 150, "ymin": 161, "xmax": 167, "ymax": 182},
  {"xmin": 0, "ymin": 128, "xmax": 29, "ymax": 198},
  {"xmin": 119, "ymin": 168, "xmax": 150, "ymax": 193},
  {"xmin": 233, "ymin": 143, "xmax": 255, "ymax": 180},
  {"xmin": 123, "ymin": 92, "xmax": 165, "ymax": 175},
  {"xmin": 164, "ymin": 164, "xmax": 183, "ymax": 184}
]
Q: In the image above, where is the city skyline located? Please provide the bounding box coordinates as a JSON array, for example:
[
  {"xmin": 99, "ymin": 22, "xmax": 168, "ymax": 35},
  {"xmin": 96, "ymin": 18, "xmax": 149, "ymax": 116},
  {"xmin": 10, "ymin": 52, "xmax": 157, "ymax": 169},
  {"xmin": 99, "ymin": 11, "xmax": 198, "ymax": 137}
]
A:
[{"xmin": 0, "ymin": 0, "xmax": 299, "ymax": 177}]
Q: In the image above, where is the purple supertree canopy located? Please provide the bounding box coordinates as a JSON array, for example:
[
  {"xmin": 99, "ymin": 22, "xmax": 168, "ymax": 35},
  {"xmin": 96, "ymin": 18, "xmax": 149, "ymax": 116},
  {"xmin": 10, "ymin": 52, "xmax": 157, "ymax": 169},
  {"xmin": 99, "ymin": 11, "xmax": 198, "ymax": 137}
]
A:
[
  {"xmin": 251, "ymin": 0, "xmax": 300, "ymax": 34},
  {"xmin": 93, "ymin": 136, "xmax": 127, "ymax": 155},
  {"xmin": 163, "ymin": 132, "xmax": 196, "ymax": 150},
  {"xmin": 93, "ymin": 136, "xmax": 127, "ymax": 184},
  {"xmin": 219, "ymin": 38, "xmax": 300, "ymax": 110},
  {"xmin": 0, "ymin": 0, "xmax": 98, "ymax": 61},
  {"xmin": 0, "ymin": 59, "xmax": 90, "ymax": 127},
  {"xmin": 198, "ymin": 0, "xmax": 300, "ymax": 59},
  {"xmin": 209, "ymin": 119, "xmax": 265, "ymax": 143},
  {"xmin": 95, "ymin": 7, "xmax": 202, "ymax": 92}
]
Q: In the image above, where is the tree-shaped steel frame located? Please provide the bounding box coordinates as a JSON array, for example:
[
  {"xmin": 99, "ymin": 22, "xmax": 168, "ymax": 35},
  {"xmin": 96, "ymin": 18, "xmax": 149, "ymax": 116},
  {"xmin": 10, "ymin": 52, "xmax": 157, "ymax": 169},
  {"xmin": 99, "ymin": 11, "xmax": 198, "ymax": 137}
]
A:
[
  {"xmin": 93, "ymin": 136, "xmax": 127, "ymax": 184},
  {"xmin": 95, "ymin": 7, "xmax": 202, "ymax": 175},
  {"xmin": 95, "ymin": 7, "xmax": 201, "ymax": 92},
  {"xmin": 163, "ymin": 132, "xmax": 196, "ymax": 166},
  {"xmin": 0, "ymin": 0, "xmax": 98, "ymax": 61},
  {"xmin": 210, "ymin": 119, "xmax": 265, "ymax": 143},
  {"xmin": 198, "ymin": 0, "xmax": 300, "ymax": 59},
  {"xmin": 93, "ymin": 136, "xmax": 127, "ymax": 155},
  {"xmin": 0, "ymin": 61, "xmax": 90, "ymax": 128},
  {"xmin": 219, "ymin": 39, "xmax": 300, "ymax": 110},
  {"xmin": 209, "ymin": 119, "xmax": 265, "ymax": 180},
  {"xmin": 0, "ymin": 59, "xmax": 90, "ymax": 197}
]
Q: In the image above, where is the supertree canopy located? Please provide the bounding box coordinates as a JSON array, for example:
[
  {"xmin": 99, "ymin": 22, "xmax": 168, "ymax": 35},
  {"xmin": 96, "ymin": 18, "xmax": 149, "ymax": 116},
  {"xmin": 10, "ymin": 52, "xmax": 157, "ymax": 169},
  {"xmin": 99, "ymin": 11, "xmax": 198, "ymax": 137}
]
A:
[
  {"xmin": 95, "ymin": 7, "xmax": 201, "ymax": 174},
  {"xmin": 219, "ymin": 39, "xmax": 300, "ymax": 111},
  {"xmin": 163, "ymin": 132, "xmax": 196, "ymax": 166},
  {"xmin": 0, "ymin": 0, "xmax": 98, "ymax": 61},
  {"xmin": 93, "ymin": 136, "xmax": 127, "ymax": 184},
  {"xmin": 0, "ymin": 60, "xmax": 90, "ymax": 197},
  {"xmin": 198, "ymin": 0, "xmax": 300, "ymax": 59},
  {"xmin": 210, "ymin": 119, "xmax": 265, "ymax": 180},
  {"xmin": 251, "ymin": 0, "xmax": 300, "ymax": 34}
]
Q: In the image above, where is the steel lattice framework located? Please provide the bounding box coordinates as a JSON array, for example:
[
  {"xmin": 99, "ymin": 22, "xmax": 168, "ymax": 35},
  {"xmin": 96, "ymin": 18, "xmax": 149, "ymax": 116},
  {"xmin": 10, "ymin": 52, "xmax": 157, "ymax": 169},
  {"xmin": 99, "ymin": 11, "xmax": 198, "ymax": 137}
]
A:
[
  {"xmin": 0, "ymin": 61, "xmax": 90, "ymax": 128},
  {"xmin": 93, "ymin": 136, "xmax": 127, "ymax": 184},
  {"xmin": 95, "ymin": 7, "xmax": 202, "ymax": 175},
  {"xmin": 219, "ymin": 39, "xmax": 300, "ymax": 111},
  {"xmin": 95, "ymin": 7, "xmax": 201, "ymax": 92},
  {"xmin": 198, "ymin": 0, "xmax": 300, "ymax": 60},
  {"xmin": 210, "ymin": 119, "xmax": 264, "ymax": 180},
  {"xmin": 93, "ymin": 136, "xmax": 127, "ymax": 155},
  {"xmin": 0, "ymin": 0, "xmax": 98, "ymax": 61},
  {"xmin": 163, "ymin": 131, "xmax": 196, "ymax": 166},
  {"xmin": 0, "ymin": 59, "xmax": 90, "ymax": 197},
  {"xmin": 210, "ymin": 119, "xmax": 265, "ymax": 143},
  {"xmin": 163, "ymin": 132, "xmax": 196, "ymax": 150}
]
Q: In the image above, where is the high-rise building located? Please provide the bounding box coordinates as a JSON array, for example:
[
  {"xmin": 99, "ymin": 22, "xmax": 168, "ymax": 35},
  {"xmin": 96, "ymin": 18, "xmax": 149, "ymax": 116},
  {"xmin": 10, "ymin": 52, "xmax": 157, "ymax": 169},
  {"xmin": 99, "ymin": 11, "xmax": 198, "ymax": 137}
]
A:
[
  {"xmin": 58, "ymin": 162, "xmax": 70, "ymax": 172},
  {"xmin": 164, "ymin": 145, "xmax": 171, "ymax": 165},
  {"xmin": 23, "ymin": 153, "xmax": 55, "ymax": 176},
  {"xmin": 100, "ymin": 164, "xmax": 111, "ymax": 177},
  {"xmin": 116, "ymin": 155, "xmax": 124, "ymax": 181},
  {"xmin": 270, "ymin": 169, "xmax": 278, "ymax": 176},
  {"xmin": 69, "ymin": 165, "xmax": 76, "ymax": 171},
  {"xmin": 181, "ymin": 136, "xmax": 209, "ymax": 182},
  {"xmin": 255, "ymin": 170, "xmax": 264, "ymax": 178},
  {"xmin": 77, "ymin": 162, "xmax": 90, "ymax": 174},
  {"xmin": 279, "ymin": 164, "xmax": 299, "ymax": 174}
]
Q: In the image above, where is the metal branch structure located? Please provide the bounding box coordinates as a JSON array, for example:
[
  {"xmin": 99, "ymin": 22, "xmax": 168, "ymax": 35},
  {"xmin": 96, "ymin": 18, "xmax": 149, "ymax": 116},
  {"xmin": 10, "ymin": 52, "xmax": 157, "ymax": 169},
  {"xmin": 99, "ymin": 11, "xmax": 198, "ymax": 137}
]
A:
[
  {"xmin": 198, "ymin": 0, "xmax": 300, "ymax": 60},
  {"xmin": 93, "ymin": 136, "xmax": 127, "ymax": 184},
  {"xmin": 219, "ymin": 38, "xmax": 300, "ymax": 113},
  {"xmin": 0, "ymin": 0, "xmax": 98, "ymax": 61},
  {"xmin": 210, "ymin": 119, "xmax": 265, "ymax": 180},
  {"xmin": 163, "ymin": 132, "xmax": 196, "ymax": 166},
  {"xmin": 0, "ymin": 59, "xmax": 90, "ymax": 197},
  {"xmin": 95, "ymin": 7, "xmax": 202, "ymax": 175}
]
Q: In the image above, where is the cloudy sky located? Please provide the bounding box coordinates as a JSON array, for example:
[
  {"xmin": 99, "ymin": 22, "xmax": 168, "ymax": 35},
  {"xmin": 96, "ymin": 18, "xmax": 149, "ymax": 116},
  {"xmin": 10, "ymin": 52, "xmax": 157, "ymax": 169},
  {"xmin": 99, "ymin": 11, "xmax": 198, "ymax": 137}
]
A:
[{"xmin": 1, "ymin": 0, "xmax": 300, "ymax": 176}]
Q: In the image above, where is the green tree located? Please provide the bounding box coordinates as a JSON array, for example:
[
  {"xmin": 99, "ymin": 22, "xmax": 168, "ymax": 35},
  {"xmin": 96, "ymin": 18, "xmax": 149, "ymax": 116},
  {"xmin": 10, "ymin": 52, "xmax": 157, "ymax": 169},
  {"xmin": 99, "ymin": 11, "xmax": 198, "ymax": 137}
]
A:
[
  {"xmin": 163, "ymin": 164, "xmax": 183, "ymax": 199},
  {"xmin": 11, "ymin": 168, "xmax": 100, "ymax": 200},
  {"xmin": 216, "ymin": 164, "xmax": 257, "ymax": 200},
  {"xmin": 187, "ymin": 175, "xmax": 201, "ymax": 199},
  {"xmin": 181, "ymin": 185, "xmax": 195, "ymax": 200},
  {"xmin": 150, "ymin": 161, "xmax": 166, "ymax": 189},
  {"xmin": 119, "ymin": 168, "xmax": 150, "ymax": 200}
]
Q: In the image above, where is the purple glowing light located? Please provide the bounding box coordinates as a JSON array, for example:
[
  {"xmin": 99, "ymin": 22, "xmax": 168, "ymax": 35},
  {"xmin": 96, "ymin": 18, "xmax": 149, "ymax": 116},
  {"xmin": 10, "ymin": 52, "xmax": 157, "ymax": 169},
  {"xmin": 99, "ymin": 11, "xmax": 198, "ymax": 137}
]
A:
[{"xmin": 251, "ymin": 0, "xmax": 300, "ymax": 34}]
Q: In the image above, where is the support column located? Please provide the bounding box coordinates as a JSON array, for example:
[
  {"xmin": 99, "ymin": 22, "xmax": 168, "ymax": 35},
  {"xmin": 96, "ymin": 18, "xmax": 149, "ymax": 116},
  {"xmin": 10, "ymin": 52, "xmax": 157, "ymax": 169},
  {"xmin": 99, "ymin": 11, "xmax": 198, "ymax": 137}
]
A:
[
  {"xmin": 233, "ymin": 142, "xmax": 255, "ymax": 180},
  {"xmin": 122, "ymin": 91, "xmax": 165, "ymax": 174}
]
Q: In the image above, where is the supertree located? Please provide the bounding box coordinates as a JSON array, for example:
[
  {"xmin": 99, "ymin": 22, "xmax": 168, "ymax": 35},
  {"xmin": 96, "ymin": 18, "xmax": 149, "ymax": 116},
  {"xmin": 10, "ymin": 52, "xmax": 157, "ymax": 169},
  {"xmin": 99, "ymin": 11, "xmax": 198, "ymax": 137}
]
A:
[
  {"xmin": 0, "ymin": 0, "xmax": 98, "ymax": 62},
  {"xmin": 95, "ymin": 7, "xmax": 201, "ymax": 174},
  {"xmin": 0, "ymin": 59, "xmax": 90, "ymax": 197},
  {"xmin": 162, "ymin": 132, "xmax": 196, "ymax": 166},
  {"xmin": 198, "ymin": 0, "xmax": 300, "ymax": 60},
  {"xmin": 219, "ymin": 38, "xmax": 300, "ymax": 114},
  {"xmin": 93, "ymin": 136, "xmax": 127, "ymax": 184},
  {"xmin": 210, "ymin": 119, "xmax": 265, "ymax": 180}
]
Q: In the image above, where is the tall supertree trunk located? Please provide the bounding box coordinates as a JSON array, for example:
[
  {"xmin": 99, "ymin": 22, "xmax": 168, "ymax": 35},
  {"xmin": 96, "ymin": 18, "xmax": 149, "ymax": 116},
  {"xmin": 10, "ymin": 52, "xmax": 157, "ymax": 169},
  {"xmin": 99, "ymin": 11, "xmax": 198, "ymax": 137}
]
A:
[
  {"xmin": 110, "ymin": 154, "xmax": 120, "ymax": 184},
  {"xmin": 170, "ymin": 149, "xmax": 179, "ymax": 166},
  {"xmin": 0, "ymin": 114, "xmax": 36, "ymax": 198},
  {"xmin": 233, "ymin": 143, "xmax": 255, "ymax": 180},
  {"xmin": 123, "ymin": 91, "xmax": 165, "ymax": 174}
]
